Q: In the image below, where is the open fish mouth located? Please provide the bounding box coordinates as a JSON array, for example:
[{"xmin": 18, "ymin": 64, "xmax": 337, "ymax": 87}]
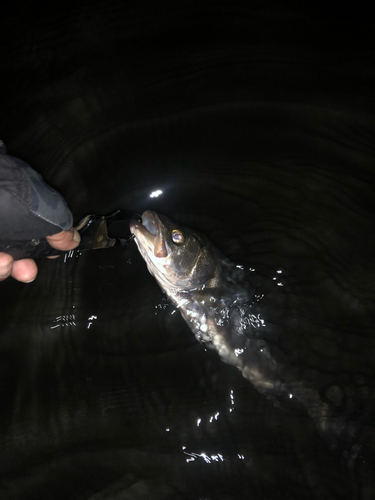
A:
[
  {"xmin": 130, "ymin": 210, "xmax": 158, "ymax": 240},
  {"xmin": 130, "ymin": 210, "xmax": 168, "ymax": 257}
]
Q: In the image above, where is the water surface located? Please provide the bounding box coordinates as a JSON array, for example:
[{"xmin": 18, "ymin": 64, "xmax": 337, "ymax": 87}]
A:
[{"xmin": 0, "ymin": 2, "xmax": 374, "ymax": 499}]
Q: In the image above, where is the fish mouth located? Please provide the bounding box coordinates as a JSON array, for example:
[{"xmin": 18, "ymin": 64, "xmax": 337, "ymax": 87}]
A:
[{"xmin": 130, "ymin": 210, "xmax": 168, "ymax": 258}]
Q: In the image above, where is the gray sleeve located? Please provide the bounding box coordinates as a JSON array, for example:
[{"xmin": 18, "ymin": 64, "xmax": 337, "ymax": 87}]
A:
[{"xmin": 0, "ymin": 140, "xmax": 73, "ymax": 240}]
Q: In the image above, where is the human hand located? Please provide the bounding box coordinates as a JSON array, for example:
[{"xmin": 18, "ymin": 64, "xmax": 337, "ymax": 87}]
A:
[
  {"xmin": 0, "ymin": 227, "xmax": 80, "ymax": 283},
  {"xmin": 1, "ymin": 141, "xmax": 79, "ymax": 283}
]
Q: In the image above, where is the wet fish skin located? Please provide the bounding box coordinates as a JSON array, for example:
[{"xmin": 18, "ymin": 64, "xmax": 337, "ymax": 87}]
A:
[
  {"xmin": 130, "ymin": 210, "xmax": 347, "ymax": 447},
  {"xmin": 131, "ymin": 211, "xmax": 292, "ymax": 393}
]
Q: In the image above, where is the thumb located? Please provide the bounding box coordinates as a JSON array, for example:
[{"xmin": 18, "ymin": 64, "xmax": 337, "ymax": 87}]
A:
[{"xmin": 46, "ymin": 227, "xmax": 81, "ymax": 251}]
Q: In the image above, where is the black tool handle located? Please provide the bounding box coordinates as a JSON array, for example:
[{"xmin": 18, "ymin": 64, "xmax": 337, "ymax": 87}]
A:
[
  {"xmin": 0, "ymin": 234, "xmax": 111, "ymax": 260},
  {"xmin": 0, "ymin": 215, "xmax": 115, "ymax": 261},
  {"xmin": 0, "ymin": 238, "xmax": 67, "ymax": 260},
  {"xmin": 0, "ymin": 210, "xmax": 138, "ymax": 261}
]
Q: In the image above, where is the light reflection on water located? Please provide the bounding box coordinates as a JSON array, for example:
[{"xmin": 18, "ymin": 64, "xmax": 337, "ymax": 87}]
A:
[
  {"xmin": 50, "ymin": 314, "xmax": 98, "ymax": 330},
  {"xmin": 181, "ymin": 446, "xmax": 245, "ymax": 464},
  {"xmin": 51, "ymin": 315, "xmax": 77, "ymax": 329}
]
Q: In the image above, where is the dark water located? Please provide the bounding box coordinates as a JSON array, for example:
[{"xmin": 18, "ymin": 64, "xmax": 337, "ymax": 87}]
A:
[{"xmin": 1, "ymin": 2, "xmax": 375, "ymax": 499}]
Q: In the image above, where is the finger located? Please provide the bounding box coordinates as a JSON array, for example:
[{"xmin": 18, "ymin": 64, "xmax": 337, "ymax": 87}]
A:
[
  {"xmin": 46, "ymin": 227, "xmax": 81, "ymax": 251},
  {"xmin": 0, "ymin": 252, "xmax": 14, "ymax": 281},
  {"xmin": 11, "ymin": 259, "xmax": 38, "ymax": 283}
]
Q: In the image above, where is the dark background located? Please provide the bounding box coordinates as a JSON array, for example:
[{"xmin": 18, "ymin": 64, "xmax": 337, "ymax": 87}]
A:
[{"xmin": 0, "ymin": 2, "xmax": 374, "ymax": 499}]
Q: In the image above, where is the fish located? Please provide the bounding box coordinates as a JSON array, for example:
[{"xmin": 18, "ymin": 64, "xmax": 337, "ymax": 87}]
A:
[{"xmin": 130, "ymin": 210, "xmax": 354, "ymax": 451}]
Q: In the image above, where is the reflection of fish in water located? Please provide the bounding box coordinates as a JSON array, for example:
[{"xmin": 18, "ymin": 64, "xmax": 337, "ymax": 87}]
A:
[{"xmin": 130, "ymin": 210, "xmax": 352, "ymax": 449}]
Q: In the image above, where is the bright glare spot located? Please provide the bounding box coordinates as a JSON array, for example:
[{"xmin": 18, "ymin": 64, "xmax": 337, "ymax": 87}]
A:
[
  {"xmin": 87, "ymin": 315, "xmax": 98, "ymax": 329},
  {"xmin": 229, "ymin": 390, "xmax": 235, "ymax": 411},
  {"xmin": 237, "ymin": 454, "xmax": 245, "ymax": 460},
  {"xmin": 197, "ymin": 418, "xmax": 201, "ymax": 426},
  {"xmin": 176, "ymin": 298, "xmax": 189, "ymax": 309},
  {"xmin": 277, "ymin": 270, "xmax": 282, "ymax": 274},
  {"xmin": 200, "ymin": 324, "xmax": 208, "ymax": 332},
  {"xmin": 277, "ymin": 282, "xmax": 284, "ymax": 286},
  {"xmin": 150, "ymin": 189, "xmax": 163, "ymax": 198},
  {"xmin": 234, "ymin": 348, "xmax": 244, "ymax": 357},
  {"xmin": 289, "ymin": 393, "xmax": 293, "ymax": 399},
  {"xmin": 183, "ymin": 448, "xmax": 224, "ymax": 464},
  {"xmin": 166, "ymin": 428, "xmax": 170, "ymax": 431},
  {"xmin": 64, "ymin": 250, "xmax": 76, "ymax": 262}
]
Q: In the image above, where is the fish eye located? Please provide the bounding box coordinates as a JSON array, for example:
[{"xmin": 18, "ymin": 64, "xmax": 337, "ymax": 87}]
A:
[{"xmin": 171, "ymin": 229, "xmax": 185, "ymax": 244}]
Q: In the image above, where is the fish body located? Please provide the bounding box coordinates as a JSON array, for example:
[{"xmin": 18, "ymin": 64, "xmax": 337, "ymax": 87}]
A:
[
  {"xmin": 130, "ymin": 211, "xmax": 261, "ymax": 379},
  {"xmin": 130, "ymin": 211, "xmax": 348, "ymax": 447}
]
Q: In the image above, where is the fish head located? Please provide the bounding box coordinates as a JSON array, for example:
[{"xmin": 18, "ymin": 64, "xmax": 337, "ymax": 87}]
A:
[{"xmin": 130, "ymin": 210, "xmax": 218, "ymax": 291}]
